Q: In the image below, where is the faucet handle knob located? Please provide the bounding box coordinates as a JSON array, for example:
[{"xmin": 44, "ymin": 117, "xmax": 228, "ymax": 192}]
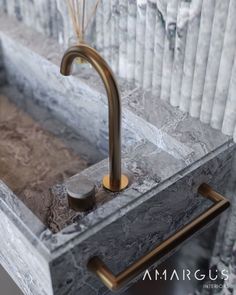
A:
[{"xmin": 66, "ymin": 176, "xmax": 95, "ymax": 212}]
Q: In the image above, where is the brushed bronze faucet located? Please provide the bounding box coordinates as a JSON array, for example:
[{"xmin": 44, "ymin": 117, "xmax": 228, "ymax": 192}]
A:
[{"xmin": 60, "ymin": 44, "xmax": 129, "ymax": 193}]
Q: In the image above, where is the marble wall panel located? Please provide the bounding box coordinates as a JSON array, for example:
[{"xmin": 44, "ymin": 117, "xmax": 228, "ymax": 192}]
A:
[
  {"xmin": 1, "ymin": 10, "xmax": 236, "ymax": 295},
  {"xmin": 102, "ymin": 0, "xmax": 111, "ymax": 63},
  {"xmin": 200, "ymin": 0, "xmax": 230, "ymax": 124},
  {"xmin": 151, "ymin": 0, "xmax": 166, "ymax": 97},
  {"xmin": 222, "ymin": 53, "xmax": 236, "ymax": 136},
  {"xmin": 143, "ymin": 0, "xmax": 156, "ymax": 90},
  {"xmin": 134, "ymin": 0, "xmax": 147, "ymax": 86},
  {"xmin": 179, "ymin": 0, "xmax": 202, "ymax": 113},
  {"xmin": 118, "ymin": 0, "xmax": 128, "ymax": 79},
  {"xmin": 211, "ymin": 0, "xmax": 236, "ymax": 130},
  {"xmin": 190, "ymin": 0, "xmax": 215, "ymax": 118},
  {"xmin": 3, "ymin": 0, "xmax": 236, "ymax": 140},
  {"xmin": 127, "ymin": 0, "xmax": 137, "ymax": 83},
  {"xmin": 160, "ymin": 0, "xmax": 178, "ymax": 102},
  {"xmin": 95, "ymin": 1, "xmax": 104, "ymax": 55},
  {"xmin": 170, "ymin": 0, "xmax": 190, "ymax": 107},
  {"xmin": 110, "ymin": 0, "xmax": 119, "ymax": 72}
]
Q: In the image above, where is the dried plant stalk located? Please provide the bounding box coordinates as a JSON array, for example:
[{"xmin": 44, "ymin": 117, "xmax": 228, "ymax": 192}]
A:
[
  {"xmin": 67, "ymin": 0, "xmax": 100, "ymax": 43},
  {"xmin": 67, "ymin": 0, "xmax": 81, "ymax": 41}
]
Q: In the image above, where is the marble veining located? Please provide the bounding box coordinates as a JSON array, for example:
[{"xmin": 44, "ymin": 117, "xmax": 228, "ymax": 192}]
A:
[
  {"xmin": 200, "ymin": 0, "xmax": 230, "ymax": 124},
  {"xmin": 143, "ymin": 0, "xmax": 156, "ymax": 90},
  {"xmin": 0, "ymin": 12, "xmax": 235, "ymax": 295},
  {"xmin": 222, "ymin": 54, "xmax": 236, "ymax": 136},
  {"xmin": 160, "ymin": 0, "xmax": 178, "ymax": 102},
  {"xmin": 127, "ymin": 0, "xmax": 137, "ymax": 83},
  {"xmin": 210, "ymin": 0, "xmax": 236, "ymax": 130},
  {"xmin": 179, "ymin": 0, "xmax": 202, "ymax": 113},
  {"xmin": 110, "ymin": 0, "xmax": 119, "ymax": 73},
  {"xmin": 152, "ymin": 1, "xmax": 166, "ymax": 97},
  {"xmin": 118, "ymin": 0, "xmax": 128, "ymax": 79},
  {"xmin": 190, "ymin": 0, "xmax": 215, "ymax": 118},
  {"xmin": 170, "ymin": 0, "xmax": 190, "ymax": 107},
  {"xmin": 134, "ymin": 0, "xmax": 146, "ymax": 86},
  {"xmin": 3, "ymin": 0, "xmax": 236, "ymax": 141}
]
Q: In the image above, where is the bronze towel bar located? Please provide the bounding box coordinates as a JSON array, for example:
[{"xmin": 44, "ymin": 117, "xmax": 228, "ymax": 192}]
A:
[{"xmin": 88, "ymin": 183, "xmax": 230, "ymax": 292}]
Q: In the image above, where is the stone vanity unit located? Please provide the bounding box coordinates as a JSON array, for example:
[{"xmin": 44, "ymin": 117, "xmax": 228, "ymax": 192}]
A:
[{"xmin": 0, "ymin": 14, "xmax": 235, "ymax": 295}]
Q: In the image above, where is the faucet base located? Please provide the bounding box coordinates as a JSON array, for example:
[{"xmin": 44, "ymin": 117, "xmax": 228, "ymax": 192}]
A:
[{"xmin": 103, "ymin": 174, "xmax": 129, "ymax": 192}]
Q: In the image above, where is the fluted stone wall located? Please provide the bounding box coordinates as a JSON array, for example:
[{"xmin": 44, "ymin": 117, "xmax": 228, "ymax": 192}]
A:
[
  {"xmin": 1, "ymin": 0, "xmax": 236, "ymax": 142},
  {"xmin": 96, "ymin": 0, "xmax": 236, "ymax": 143},
  {"xmin": 95, "ymin": 0, "xmax": 236, "ymax": 142},
  {"xmin": 1, "ymin": 2, "xmax": 236, "ymax": 295},
  {"xmin": 0, "ymin": 0, "xmax": 96, "ymax": 48}
]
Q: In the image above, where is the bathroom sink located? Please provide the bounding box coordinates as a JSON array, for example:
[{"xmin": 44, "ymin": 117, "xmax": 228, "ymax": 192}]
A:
[
  {"xmin": 0, "ymin": 89, "xmax": 104, "ymax": 233},
  {"xmin": 0, "ymin": 14, "xmax": 235, "ymax": 295}
]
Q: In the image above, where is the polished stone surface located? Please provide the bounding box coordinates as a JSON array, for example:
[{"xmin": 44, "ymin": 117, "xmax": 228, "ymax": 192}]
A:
[
  {"xmin": 0, "ymin": 93, "xmax": 102, "ymax": 232},
  {"xmin": 2, "ymin": 0, "xmax": 236, "ymax": 140},
  {"xmin": 180, "ymin": 0, "xmax": 203, "ymax": 113},
  {"xmin": 0, "ymin": 13, "xmax": 235, "ymax": 295},
  {"xmin": 190, "ymin": 0, "xmax": 215, "ymax": 119}
]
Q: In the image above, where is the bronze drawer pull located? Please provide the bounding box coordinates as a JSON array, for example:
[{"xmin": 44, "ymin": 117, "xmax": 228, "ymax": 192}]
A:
[{"xmin": 87, "ymin": 183, "xmax": 230, "ymax": 292}]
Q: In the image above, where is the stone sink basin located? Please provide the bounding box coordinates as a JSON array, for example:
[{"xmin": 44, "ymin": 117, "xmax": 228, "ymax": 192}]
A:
[
  {"xmin": 0, "ymin": 91, "xmax": 104, "ymax": 233},
  {"xmin": 0, "ymin": 14, "xmax": 235, "ymax": 295}
]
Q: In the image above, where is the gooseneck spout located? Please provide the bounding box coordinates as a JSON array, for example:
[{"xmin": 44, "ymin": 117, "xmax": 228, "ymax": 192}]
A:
[{"xmin": 60, "ymin": 44, "xmax": 129, "ymax": 192}]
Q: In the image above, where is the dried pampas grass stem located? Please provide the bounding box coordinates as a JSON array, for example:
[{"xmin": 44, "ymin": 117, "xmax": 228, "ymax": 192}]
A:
[{"xmin": 67, "ymin": 0, "xmax": 100, "ymax": 43}]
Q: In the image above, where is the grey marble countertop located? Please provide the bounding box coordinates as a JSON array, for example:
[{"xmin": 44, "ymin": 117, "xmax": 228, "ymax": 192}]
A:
[{"xmin": 0, "ymin": 13, "xmax": 234, "ymax": 260}]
